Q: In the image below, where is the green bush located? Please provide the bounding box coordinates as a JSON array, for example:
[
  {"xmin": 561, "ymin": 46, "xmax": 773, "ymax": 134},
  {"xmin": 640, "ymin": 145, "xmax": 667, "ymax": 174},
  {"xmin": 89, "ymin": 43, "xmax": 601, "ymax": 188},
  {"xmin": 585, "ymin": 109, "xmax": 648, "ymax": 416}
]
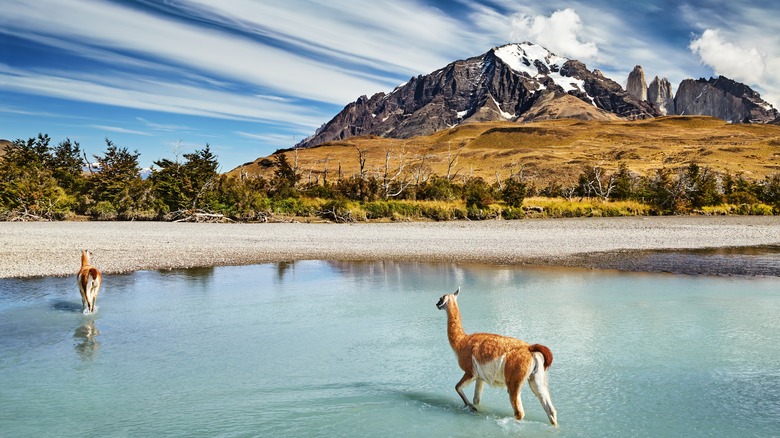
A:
[
  {"xmin": 88, "ymin": 201, "xmax": 117, "ymax": 221},
  {"xmin": 463, "ymin": 178, "xmax": 495, "ymax": 209},
  {"xmin": 272, "ymin": 197, "xmax": 316, "ymax": 216},
  {"xmin": 364, "ymin": 201, "xmax": 423, "ymax": 220},
  {"xmin": 501, "ymin": 207, "xmax": 524, "ymax": 220},
  {"xmin": 501, "ymin": 178, "xmax": 527, "ymax": 208},
  {"xmin": 422, "ymin": 205, "xmax": 454, "ymax": 221}
]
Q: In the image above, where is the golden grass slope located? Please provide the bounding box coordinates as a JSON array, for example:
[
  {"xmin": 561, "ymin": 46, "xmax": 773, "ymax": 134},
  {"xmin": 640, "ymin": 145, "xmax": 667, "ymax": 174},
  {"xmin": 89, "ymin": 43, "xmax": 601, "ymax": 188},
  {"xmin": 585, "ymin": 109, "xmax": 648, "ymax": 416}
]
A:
[{"xmin": 229, "ymin": 116, "xmax": 780, "ymax": 187}]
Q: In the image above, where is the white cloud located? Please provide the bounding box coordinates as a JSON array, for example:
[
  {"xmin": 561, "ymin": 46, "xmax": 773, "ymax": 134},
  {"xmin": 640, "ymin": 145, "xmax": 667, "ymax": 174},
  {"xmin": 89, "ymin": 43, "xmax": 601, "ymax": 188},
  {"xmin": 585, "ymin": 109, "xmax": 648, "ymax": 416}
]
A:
[
  {"xmin": 0, "ymin": 0, "xmax": 399, "ymax": 105},
  {"xmin": 509, "ymin": 8, "xmax": 598, "ymax": 61},
  {"xmin": 178, "ymin": 0, "xmax": 475, "ymax": 77},
  {"xmin": 235, "ymin": 131, "xmax": 296, "ymax": 144},
  {"xmin": 88, "ymin": 125, "xmax": 152, "ymax": 136},
  {"xmin": 689, "ymin": 29, "xmax": 765, "ymax": 85},
  {"xmin": 0, "ymin": 65, "xmax": 327, "ymax": 128},
  {"xmin": 136, "ymin": 118, "xmax": 194, "ymax": 133}
]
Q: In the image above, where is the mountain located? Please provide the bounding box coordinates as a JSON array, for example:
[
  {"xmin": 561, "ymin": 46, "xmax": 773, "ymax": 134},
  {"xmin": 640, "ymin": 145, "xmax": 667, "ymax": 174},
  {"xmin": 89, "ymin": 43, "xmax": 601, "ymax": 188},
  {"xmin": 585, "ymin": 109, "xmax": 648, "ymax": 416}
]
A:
[
  {"xmin": 298, "ymin": 42, "xmax": 656, "ymax": 148},
  {"xmin": 624, "ymin": 68, "xmax": 778, "ymax": 123},
  {"xmin": 647, "ymin": 76, "xmax": 674, "ymax": 116},
  {"xmin": 626, "ymin": 65, "xmax": 648, "ymax": 101},
  {"xmin": 295, "ymin": 43, "xmax": 779, "ymax": 150},
  {"xmin": 674, "ymin": 76, "xmax": 779, "ymax": 123}
]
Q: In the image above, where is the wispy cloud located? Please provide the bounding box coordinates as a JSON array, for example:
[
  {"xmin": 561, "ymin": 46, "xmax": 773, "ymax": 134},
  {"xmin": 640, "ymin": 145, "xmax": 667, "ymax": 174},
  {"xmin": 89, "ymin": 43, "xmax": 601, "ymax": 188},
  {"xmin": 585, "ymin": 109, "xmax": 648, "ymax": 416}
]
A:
[
  {"xmin": 0, "ymin": 66, "xmax": 327, "ymax": 128},
  {"xmin": 0, "ymin": 104, "xmax": 76, "ymax": 119},
  {"xmin": 136, "ymin": 118, "xmax": 194, "ymax": 133},
  {"xmin": 88, "ymin": 125, "xmax": 152, "ymax": 136},
  {"xmin": 1, "ymin": 0, "xmax": 401, "ymax": 105},
  {"xmin": 177, "ymin": 0, "xmax": 480, "ymax": 77},
  {"xmin": 235, "ymin": 131, "xmax": 298, "ymax": 144}
]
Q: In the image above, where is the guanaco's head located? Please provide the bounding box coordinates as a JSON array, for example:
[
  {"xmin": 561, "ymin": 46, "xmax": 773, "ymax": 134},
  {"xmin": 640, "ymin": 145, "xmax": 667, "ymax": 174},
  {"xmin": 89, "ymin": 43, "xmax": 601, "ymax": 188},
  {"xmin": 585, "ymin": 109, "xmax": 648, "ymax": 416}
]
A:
[
  {"xmin": 436, "ymin": 287, "xmax": 459, "ymax": 310},
  {"xmin": 81, "ymin": 250, "xmax": 92, "ymax": 266}
]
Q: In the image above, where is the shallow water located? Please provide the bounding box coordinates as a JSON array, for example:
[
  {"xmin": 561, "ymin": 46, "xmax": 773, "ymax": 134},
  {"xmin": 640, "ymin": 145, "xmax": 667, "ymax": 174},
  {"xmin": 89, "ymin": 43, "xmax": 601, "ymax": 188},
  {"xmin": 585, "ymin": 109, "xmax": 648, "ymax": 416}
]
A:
[{"xmin": 1, "ymin": 262, "xmax": 779, "ymax": 437}]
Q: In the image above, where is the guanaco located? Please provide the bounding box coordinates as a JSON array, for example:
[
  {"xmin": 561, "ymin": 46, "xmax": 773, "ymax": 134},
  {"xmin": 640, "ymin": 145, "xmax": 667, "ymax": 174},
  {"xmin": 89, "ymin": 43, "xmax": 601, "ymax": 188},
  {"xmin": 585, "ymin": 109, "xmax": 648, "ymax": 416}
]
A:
[
  {"xmin": 436, "ymin": 288, "xmax": 557, "ymax": 426},
  {"xmin": 78, "ymin": 250, "xmax": 102, "ymax": 313}
]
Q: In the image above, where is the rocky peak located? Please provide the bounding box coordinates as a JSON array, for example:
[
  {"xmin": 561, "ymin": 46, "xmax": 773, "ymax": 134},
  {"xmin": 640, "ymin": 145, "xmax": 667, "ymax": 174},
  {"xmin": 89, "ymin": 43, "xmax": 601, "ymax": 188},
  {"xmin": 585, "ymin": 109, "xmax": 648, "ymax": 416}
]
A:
[
  {"xmin": 626, "ymin": 65, "xmax": 647, "ymax": 101},
  {"xmin": 296, "ymin": 44, "xmax": 660, "ymax": 148},
  {"xmin": 648, "ymin": 76, "xmax": 674, "ymax": 116},
  {"xmin": 674, "ymin": 76, "xmax": 778, "ymax": 123}
]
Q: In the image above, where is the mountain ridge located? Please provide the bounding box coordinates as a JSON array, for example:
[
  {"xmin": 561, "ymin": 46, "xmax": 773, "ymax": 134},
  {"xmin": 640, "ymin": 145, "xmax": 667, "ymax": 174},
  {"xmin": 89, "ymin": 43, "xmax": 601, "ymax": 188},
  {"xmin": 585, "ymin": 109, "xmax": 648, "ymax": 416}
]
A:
[
  {"xmin": 297, "ymin": 42, "xmax": 777, "ymax": 149},
  {"xmin": 298, "ymin": 42, "xmax": 656, "ymax": 149}
]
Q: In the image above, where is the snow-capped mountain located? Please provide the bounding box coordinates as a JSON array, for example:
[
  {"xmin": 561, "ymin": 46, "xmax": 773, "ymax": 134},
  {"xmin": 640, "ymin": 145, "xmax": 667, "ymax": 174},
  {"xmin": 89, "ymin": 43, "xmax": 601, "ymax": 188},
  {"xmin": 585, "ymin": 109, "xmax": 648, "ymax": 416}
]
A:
[{"xmin": 297, "ymin": 42, "xmax": 655, "ymax": 148}]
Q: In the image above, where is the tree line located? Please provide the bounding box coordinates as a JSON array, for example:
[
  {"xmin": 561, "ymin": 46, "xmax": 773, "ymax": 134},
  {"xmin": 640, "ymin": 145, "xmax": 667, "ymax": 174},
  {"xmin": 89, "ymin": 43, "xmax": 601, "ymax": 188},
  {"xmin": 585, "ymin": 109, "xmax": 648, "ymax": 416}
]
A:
[{"xmin": 1, "ymin": 134, "xmax": 778, "ymax": 222}]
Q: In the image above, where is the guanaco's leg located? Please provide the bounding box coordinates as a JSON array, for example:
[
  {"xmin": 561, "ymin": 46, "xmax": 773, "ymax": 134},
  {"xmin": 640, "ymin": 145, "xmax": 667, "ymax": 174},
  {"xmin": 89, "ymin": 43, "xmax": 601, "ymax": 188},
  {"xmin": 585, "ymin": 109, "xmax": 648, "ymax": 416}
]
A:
[
  {"xmin": 473, "ymin": 379, "xmax": 484, "ymax": 406},
  {"xmin": 455, "ymin": 373, "xmax": 477, "ymax": 411},
  {"xmin": 508, "ymin": 380, "xmax": 525, "ymax": 420},
  {"xmin": 528, "ymin": 355, "xmax": 558, "ymax": 426}
]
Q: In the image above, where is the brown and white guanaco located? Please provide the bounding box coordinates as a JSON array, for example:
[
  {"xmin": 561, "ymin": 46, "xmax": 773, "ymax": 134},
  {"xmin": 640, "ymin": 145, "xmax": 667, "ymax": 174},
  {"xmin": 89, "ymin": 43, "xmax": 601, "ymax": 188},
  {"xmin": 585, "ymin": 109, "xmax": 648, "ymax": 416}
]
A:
[
  {"xmin": 436, "ymin": 288, "xmax": 557, "ymax": 426},
  {"xmin": 78, "ymin": 250, "xmax": 102, "ymax": 313}
]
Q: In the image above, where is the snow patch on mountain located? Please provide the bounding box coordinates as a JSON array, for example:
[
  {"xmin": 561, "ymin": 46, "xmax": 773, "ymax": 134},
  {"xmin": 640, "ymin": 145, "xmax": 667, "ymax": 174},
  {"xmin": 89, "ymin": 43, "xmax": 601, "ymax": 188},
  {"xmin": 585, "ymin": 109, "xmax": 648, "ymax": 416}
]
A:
[
  {"xmin": 494, "ymin": 42, "xmax": 590, "ymax": 99},
  {"xmin": 494, "ymin": 43, "xmax": 565, "ymax": 74}
]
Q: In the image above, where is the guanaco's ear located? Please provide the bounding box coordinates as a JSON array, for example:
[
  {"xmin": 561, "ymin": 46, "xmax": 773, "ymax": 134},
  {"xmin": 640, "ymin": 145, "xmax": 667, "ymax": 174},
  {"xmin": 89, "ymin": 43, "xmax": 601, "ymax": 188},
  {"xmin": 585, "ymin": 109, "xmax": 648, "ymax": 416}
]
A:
[{"xmin": 454, "ymin": 287, "xmax": 459, "ymax": 297}]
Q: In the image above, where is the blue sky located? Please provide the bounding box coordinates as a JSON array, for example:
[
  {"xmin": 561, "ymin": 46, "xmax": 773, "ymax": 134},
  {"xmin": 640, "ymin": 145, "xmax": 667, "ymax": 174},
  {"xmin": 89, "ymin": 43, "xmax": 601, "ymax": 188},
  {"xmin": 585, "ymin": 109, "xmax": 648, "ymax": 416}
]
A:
[{"xmin": 2, "ymin": 0, "xmax": 779, "ymax": 171}]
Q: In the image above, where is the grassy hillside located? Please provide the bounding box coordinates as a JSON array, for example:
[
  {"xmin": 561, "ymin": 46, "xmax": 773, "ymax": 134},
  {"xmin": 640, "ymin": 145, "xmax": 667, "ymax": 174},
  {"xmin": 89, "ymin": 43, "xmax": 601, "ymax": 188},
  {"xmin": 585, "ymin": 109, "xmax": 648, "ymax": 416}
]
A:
[{"xmin": 230, "ymin": 116, "xmax": 780, "ymax": 187}]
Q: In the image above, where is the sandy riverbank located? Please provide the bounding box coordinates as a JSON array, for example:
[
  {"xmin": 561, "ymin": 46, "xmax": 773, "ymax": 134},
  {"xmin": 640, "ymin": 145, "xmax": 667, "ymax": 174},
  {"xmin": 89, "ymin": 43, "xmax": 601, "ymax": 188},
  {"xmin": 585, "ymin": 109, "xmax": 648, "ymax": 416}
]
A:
[{"xmin": 1, "ymin": 216, "xmax": 779, "ymax": 278}]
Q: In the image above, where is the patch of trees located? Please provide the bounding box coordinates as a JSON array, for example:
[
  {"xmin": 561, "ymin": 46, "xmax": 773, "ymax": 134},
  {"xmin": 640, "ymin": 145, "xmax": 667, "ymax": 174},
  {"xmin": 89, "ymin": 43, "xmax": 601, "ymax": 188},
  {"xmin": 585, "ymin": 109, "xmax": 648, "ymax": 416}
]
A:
[{"xmin": 1, "ymin": 133, "xmax": 778, "ymax": 221}]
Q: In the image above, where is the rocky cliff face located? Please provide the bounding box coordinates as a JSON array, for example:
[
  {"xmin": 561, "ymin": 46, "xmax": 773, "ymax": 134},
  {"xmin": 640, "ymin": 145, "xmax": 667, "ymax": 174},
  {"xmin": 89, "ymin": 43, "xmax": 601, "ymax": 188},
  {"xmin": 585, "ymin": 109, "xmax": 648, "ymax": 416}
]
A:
[
  {"xmin": 648, "ymin": 76, "xmax": 675, "ymax": 115},
  {"xmin": 674, "ymin": 76, "xmax": 779, "ymax": 123},
  {"xmin": 626, "ymin": 65, "xmax": 648, "ymax": 102},
  {"xmin": 299, "ymin": 48, "xmax": 779, "ymax": 149},
  {"xmin": 298, "ymin": 43, "xmax": 657, "ymax": 148}
]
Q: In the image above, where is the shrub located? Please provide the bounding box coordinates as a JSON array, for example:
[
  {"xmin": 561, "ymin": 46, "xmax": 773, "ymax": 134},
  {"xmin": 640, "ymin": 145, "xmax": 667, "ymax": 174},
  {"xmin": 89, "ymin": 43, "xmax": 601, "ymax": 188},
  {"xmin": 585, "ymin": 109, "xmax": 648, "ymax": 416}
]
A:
[
  {"xmin": 88, "ymin": 201, "xmax": 117, "ymax": 221},
  {"xmin": 417, "ymin": 177, "xmax": 459, "ymax": 201},
  {"xmin": 501, "ymin": 178, "xmax": 527, "ymax": 208},
  {"xmin": 501, "ymin": 207, "xmax": 524, "ymax": 220},
  {"xmin": 463, "ymin": 177, "xmax": 495, "ymax": 209},
  {"xmin": 423, "ymin": 205, "xmax": 454, "ymax": 221}
]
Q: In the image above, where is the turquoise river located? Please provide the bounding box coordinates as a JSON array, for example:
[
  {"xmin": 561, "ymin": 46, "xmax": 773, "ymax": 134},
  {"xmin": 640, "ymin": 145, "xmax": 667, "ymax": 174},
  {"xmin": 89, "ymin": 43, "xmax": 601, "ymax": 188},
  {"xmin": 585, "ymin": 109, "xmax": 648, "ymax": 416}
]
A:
[{"xmin": 1, "ymin": 261, "xmax": 779, "ymax": 437}]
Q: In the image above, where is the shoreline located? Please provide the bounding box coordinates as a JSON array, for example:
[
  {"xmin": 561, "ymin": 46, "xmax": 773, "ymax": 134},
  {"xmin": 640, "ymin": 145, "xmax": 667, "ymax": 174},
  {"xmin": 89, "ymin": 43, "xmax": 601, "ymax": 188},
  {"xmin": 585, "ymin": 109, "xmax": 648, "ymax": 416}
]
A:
[{"xmin": 1, "ymin": 216, "xmax": 779, "ymax": 278}]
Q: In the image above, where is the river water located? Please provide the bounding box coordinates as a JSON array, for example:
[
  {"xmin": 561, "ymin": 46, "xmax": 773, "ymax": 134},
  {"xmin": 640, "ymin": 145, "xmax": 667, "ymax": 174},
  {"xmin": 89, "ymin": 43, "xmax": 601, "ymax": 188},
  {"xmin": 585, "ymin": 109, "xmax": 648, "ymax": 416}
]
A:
[{"xmin": 1, "ymin": 261, "xmax": 778, "ymax": 437}]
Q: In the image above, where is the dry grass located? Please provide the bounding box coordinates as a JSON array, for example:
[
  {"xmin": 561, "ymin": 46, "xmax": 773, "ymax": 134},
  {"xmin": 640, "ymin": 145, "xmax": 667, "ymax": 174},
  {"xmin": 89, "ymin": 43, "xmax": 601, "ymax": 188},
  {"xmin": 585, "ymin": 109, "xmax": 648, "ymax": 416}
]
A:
[
  {"xmin": 229, "ymin": 116, "xmax": 780, "ymax": 187},
  {"xmin": 523, "ymin": 197, "xmax": 650, "ymax": 218}
]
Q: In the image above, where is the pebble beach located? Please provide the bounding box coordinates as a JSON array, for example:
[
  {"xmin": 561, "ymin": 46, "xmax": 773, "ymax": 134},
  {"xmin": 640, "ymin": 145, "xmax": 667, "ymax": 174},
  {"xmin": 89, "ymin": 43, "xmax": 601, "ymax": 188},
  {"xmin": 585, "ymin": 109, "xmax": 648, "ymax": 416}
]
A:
[{"xmin": 1, "ymin": 216, "xmax": 779, "ymax": 278}]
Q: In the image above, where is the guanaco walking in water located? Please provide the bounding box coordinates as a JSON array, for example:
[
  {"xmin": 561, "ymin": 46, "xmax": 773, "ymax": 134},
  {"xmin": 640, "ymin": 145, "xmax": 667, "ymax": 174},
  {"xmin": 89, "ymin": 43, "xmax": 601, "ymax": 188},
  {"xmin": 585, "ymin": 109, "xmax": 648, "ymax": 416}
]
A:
[
  {"xmin": 78, "ymin": 250, "xmax": 102, "ymax": 313},
  {"xmin": 436, "ymin": 288, "xmax": 557, "ymax": 426}
]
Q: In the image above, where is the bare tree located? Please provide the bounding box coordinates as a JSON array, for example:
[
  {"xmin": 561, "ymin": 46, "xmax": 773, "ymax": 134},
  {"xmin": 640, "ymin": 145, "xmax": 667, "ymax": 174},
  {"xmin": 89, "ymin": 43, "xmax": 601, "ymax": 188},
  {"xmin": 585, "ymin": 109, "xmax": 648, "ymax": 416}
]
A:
[
  {"xmin": 583, "ymin": 161, "xmax": 616, "ymax": 201},
  {"xmin": 410, "ymin": 153, "xmax": 432, "ymax": 185},
  {"xmin": 509, "ymin": 161, "xmax": 526, "ymax": 180},
  {"xmin": 562, "ymin": 185, "xmax": 578, "ymax": 202},
  {"xmin": 355, "ymin": 146, "xmax": 368, "ymax": 180},
  {"xmin": 495, "ymin": 171, "xmax": 503, "ymax": 190},
  {"xmin": 446, "ymin": 142, "xmax": 464, "ymax": 181},
  {"xmin": 379, "ymin": 149, "xmax": 413, "ymax": 198}
]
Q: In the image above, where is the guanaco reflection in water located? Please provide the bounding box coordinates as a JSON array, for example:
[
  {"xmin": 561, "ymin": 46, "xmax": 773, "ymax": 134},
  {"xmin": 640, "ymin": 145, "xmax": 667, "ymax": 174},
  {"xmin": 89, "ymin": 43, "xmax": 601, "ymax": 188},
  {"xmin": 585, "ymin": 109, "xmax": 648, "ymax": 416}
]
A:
[{"xmin": 73, "ymin": 319, "xmax": 100, "ymax": 361}]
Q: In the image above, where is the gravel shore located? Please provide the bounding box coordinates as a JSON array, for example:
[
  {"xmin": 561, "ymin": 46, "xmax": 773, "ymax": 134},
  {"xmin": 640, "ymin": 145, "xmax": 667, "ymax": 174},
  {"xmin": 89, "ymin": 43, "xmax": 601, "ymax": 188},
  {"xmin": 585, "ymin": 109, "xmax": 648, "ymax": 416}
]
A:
[{"xmin": 1, "ymin": 216, "xmax": 779, "ymax": 278}]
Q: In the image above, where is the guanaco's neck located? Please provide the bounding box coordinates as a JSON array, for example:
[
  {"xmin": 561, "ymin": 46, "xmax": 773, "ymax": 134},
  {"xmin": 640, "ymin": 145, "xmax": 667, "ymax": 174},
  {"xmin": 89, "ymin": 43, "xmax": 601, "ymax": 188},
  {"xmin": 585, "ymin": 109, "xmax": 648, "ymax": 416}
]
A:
[
  {"xmin": 445, "ymin": 301, "xmax": 466, "ymax": 348},
  {"xmin": 81, "ymin": 251, "xmax": 90, "ymax": 267}
]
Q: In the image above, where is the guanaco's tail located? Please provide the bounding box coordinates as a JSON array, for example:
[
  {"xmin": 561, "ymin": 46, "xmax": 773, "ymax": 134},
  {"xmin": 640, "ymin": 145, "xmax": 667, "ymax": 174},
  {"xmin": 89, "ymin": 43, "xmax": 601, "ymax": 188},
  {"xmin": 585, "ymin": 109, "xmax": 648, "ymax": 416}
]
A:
[{"xmin": 529, "ymin": 344, "xmax": 553, "ymax": 370}]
